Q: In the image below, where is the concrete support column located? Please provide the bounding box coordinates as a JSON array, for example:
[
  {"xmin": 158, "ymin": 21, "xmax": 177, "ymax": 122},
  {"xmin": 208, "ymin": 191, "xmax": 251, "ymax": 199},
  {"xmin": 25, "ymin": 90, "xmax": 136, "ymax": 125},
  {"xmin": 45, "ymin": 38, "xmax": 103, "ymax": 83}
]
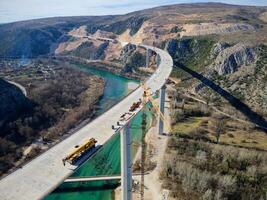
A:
[
  {"xmin": 157, "ymin": 85, "xmax": 166, "ymax": 135},
  {"xmin": 146, "ymin": 49, "xmax": 150, "ymax": 68},
  {"xmin": 121, "ymin": 124, "xmax": 132, "ymax": 200},
  {"xmin": 156, "ymin": 54, "xmax": 161, "ymax": 67}
]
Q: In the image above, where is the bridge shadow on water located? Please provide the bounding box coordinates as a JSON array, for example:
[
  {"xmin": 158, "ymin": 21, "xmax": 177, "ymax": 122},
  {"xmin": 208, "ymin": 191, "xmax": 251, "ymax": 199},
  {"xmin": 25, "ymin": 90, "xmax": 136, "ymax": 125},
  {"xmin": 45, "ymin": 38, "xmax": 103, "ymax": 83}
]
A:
[
  {"xmin": 176, "ymin": 63, "xmax": 267, "ymax": 132},
  {"xmin": 53, "ymin": 182, "xmax": 120, "ymax": 193}
]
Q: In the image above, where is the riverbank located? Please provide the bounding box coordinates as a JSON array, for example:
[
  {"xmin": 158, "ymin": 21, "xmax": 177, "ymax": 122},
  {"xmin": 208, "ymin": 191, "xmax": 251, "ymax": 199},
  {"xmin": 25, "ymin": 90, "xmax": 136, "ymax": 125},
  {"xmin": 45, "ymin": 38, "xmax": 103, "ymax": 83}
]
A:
[
  {"xmin": 56, "ymin": 55, "xmax": 151, "ymax": 81},
  {"xmin": 0, "ymin": 60, "xmax": 105, "ymax": 178}
]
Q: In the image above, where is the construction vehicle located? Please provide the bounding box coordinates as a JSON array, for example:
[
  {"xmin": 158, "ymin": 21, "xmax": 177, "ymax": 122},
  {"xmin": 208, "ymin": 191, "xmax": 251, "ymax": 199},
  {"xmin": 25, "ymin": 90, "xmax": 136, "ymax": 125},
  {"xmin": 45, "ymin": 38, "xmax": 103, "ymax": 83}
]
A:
[
  {"xmin": 129, "ymin": 100, "xmax": 142, "ymax": 112},
  {"xmin": 62, "ymin": 138, "xmax": 97, "ymax": 165}
]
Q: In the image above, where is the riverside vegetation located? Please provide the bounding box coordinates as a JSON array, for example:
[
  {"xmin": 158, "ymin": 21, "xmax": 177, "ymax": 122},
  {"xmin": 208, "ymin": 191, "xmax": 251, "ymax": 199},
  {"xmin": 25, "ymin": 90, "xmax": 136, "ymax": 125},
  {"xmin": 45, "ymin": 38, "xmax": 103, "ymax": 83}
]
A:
[{"xmin": 0, "ymin": 59, "xmax": 104, "ymax": 176}]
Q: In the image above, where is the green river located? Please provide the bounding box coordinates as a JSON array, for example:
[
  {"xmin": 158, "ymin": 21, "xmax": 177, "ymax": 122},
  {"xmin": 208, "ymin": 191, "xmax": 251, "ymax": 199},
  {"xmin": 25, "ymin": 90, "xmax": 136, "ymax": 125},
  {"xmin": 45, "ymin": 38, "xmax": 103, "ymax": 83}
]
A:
[{"xmin": 45, "ymin": 64, "xmax": 154, "ymax": 200}]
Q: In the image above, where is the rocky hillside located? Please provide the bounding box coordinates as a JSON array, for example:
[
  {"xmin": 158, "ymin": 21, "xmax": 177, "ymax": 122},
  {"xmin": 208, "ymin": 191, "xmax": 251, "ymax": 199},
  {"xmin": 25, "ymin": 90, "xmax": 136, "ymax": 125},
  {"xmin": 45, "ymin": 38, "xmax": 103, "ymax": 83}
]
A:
[
  {"xmin": 166, "ymin": 35, "xmax": 267, "ymax": 121},
  {"xmin": 211, "ymin": 43, "xmax": 257, "ymax": 75},
  {"xmin": 0, "ymin": 3, "xmax": 266, "ymax": 119},
  {"xmin": 0, "ymin": 3, "xmax": 266, "ymax": 59},
  {"xmin": 0, "ymin": 78, "xmax": 32, "ymax": 126}
]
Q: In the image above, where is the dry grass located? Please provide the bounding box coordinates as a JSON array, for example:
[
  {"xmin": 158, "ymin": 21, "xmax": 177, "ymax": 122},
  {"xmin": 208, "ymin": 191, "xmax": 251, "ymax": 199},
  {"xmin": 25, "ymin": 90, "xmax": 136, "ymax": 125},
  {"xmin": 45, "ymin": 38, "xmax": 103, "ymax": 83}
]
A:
[
  {"xmin": 208, "ymin": 120, "xmax": 267, "ymax": 151},
  {"xmin": 173, "ymin": 117, "xmax": 204, "ymax": 133},
  {"xmin": 162, "ymin": 137, "xmax": 267, "ymax": 199},
  {"xmin": 174, "ymin": 115, "xmax": 267, "ymax": 151},
  {"xmin": 259, "ymin": 11, "xmax": 267, "ymax": 23},
  {"xmin": 170, "ymin": 93, "xmax": 267, "ymax": 151}
]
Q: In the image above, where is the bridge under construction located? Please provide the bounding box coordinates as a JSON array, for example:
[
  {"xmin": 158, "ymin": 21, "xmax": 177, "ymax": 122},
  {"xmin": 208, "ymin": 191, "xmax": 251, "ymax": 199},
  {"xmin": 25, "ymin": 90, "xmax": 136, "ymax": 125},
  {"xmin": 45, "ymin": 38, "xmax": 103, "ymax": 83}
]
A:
[{"xmin": 0, "ymin": 37, "xmax": 173, "ymax": 200}]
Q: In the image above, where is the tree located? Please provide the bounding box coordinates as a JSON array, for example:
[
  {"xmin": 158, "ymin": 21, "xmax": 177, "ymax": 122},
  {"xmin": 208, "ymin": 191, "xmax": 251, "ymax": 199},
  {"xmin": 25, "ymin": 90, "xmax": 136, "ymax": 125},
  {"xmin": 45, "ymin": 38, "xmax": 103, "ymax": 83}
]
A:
[{"xmin": 210, "ymin": 115, "xmax": 226, "ymax": 143}]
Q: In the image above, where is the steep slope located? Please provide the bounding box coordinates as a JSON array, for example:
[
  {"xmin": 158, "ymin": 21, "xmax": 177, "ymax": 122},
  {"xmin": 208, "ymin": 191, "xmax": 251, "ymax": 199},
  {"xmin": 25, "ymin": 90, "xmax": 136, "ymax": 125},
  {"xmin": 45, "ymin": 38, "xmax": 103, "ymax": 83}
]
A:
[
  {"xmin": 0, "ymin": 78, "xmax": 32, "ymax": 127},
  {"xmin": 0, "ymin": 3, "xmax": 266, "ymax": 59},
  {"xmin": 0, "ymin": 16, "xmax": 113, "ymax": 58}
]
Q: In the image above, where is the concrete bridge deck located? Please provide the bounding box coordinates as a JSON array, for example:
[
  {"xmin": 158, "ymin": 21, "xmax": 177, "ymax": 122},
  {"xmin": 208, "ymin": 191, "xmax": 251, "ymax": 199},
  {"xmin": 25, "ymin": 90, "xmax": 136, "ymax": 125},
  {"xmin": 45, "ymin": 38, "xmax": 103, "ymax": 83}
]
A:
[{"xmin": 0, "ymin": 39, "xmax": 173, "ymax": 200}]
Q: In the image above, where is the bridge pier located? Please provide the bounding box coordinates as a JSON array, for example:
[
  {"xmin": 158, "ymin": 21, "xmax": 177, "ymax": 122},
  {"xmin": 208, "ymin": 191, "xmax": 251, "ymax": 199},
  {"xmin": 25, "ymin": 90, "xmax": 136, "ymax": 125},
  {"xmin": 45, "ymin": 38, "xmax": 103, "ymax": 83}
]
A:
[
  {"xmin": 156, "ymin": 54, "xmax": 161, "ymax": 67},
  {"xmin": 121, "ymin": 124, "xmax": 132, "ymax": 200},
  {"xmin": 157, "ymin": 85, "xmax": 166, "ymax": 135},
  {"xmin": 146, "ymin": 49, "xmax": 151, "ymax": 68}
]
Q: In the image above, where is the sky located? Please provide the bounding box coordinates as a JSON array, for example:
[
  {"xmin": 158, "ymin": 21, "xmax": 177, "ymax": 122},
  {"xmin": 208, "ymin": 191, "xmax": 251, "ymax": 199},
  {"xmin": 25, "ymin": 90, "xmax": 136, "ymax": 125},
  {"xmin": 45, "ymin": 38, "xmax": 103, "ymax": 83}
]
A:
[{"xmin": 0, "ymin": 0, "xmax": 266, "ymax": 23}]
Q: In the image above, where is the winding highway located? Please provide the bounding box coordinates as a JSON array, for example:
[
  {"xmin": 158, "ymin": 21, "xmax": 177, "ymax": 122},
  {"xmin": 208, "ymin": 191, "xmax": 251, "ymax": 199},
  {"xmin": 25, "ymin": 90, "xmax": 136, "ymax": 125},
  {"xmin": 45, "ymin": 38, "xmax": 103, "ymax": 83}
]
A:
[{"xmin": 0, "ymin": 38, "xmax": 173, "ymax": 200}]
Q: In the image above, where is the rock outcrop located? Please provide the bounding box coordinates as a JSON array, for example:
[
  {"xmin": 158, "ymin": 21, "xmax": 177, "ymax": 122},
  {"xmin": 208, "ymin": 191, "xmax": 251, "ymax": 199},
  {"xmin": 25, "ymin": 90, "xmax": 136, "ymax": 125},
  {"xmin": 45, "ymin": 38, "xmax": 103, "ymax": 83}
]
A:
[
  {"xmin": 212, "ymin": 43, "xmax": 257, "ymax": 75},
  {"xmin": 165, "ymin": 39, "xmax": 192, "ymax": 59},
  {"xmin": 211, "ymin": 42, "xmax": 230, "ymax": 58},
  {"xmin": 119, "ymin": 43, "xmax": 137, "ymax": 66}
]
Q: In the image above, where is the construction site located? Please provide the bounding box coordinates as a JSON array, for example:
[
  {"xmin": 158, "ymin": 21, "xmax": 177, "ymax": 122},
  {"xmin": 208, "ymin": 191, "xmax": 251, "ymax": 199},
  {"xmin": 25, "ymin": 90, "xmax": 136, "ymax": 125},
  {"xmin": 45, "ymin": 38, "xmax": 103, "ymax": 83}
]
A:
[{"xmin": 0, "ymin": 37, "xmax": 173, "ymax": 200}]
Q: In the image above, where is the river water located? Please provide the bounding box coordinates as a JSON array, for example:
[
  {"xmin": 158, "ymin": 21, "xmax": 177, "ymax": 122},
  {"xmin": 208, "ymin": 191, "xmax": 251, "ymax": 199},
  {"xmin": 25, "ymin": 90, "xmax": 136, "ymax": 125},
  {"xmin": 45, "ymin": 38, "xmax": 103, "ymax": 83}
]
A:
[{"xmin": 45, "ymin": 64, "xmax": 154, "ymax": 200}]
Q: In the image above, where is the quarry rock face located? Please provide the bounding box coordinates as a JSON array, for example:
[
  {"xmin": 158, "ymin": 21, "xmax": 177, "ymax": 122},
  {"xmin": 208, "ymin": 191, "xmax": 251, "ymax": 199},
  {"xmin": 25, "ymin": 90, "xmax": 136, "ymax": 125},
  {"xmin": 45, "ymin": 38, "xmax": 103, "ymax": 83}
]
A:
[{"xmin": 213, "ymin": 43, "xmax": 257, "ymax": 75}]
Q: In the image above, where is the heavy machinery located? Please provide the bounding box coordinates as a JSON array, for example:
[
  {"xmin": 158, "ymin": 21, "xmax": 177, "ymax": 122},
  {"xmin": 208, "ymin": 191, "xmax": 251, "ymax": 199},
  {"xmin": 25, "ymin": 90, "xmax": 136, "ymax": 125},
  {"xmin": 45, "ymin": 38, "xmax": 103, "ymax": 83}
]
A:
[
  {"xmin": 62, "ymin": 138, "xmax": 97, "ymax": 165},
  {"xmin": 129, "ymin": 100, "xmax": 142, "ymax": 112}
]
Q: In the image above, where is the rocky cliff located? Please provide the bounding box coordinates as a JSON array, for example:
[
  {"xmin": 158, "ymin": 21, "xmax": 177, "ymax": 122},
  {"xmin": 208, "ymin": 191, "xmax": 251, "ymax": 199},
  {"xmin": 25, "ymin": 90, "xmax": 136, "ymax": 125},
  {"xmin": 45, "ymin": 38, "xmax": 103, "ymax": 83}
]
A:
[{"xmin": 211, "ymin": 43, "xmax": 257, "ymax": 75}]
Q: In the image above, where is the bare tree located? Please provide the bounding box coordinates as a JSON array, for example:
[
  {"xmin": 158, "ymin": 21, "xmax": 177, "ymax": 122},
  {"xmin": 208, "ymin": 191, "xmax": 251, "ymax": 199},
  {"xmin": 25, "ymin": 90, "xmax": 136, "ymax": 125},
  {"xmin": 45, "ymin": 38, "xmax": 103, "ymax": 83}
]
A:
[{"xmin": 210, "ymin": 115, "xmax": 226, "ymax": 143}]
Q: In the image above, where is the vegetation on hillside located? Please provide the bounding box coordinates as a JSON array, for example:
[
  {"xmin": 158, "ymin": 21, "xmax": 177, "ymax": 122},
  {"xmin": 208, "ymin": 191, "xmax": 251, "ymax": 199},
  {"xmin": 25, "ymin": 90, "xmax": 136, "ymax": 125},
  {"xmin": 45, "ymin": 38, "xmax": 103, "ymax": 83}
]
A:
[
  {"xmin": 0, "ymin": 61, "xmax": 104, "ymax": 176},
  {"xmin": 170, "ymin": 37, "xmax": 216, "ymax": 78},
  {"xmin": 125, "ymin": 51, "xmax": 146, "ymax": 72},
  {"xmin": 86, "ymin": 16, "xmax": 148, "ymax": 36},
  {"xmin": 162, "ymin": 88, "xmax": 267, "ymax": 199},
  {"xmin": 70, "ymin": 41, "xmax": 108, "ymax": 60},
  {"xmin": 161, "ymin": 137, "xmax": 267, "ymax": 200}
]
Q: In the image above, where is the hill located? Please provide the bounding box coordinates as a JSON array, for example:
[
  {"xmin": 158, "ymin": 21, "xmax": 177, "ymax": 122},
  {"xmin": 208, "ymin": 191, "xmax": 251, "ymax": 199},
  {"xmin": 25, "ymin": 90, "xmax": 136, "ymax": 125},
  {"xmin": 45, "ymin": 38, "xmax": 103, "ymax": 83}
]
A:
[{"xmin": 0, "ymin": 3, "xmax": 266, "ymax": 59}]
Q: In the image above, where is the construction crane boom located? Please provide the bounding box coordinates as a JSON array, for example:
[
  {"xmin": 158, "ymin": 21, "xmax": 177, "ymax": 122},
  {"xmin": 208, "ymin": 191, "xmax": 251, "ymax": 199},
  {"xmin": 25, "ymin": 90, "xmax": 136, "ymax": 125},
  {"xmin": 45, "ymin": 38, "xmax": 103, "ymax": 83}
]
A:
[{"xmin": 141, "ymin": 83, "xmax": 172, "ymax": 133}]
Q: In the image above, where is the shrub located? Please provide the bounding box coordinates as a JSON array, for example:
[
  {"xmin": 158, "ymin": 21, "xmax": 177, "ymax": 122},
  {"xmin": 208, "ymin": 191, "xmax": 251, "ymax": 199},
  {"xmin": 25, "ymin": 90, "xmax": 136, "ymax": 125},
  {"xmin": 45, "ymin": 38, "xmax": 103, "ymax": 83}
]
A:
[{"xmin": 162, "ymin": 138, "xmax": 267, "ymax": 199}]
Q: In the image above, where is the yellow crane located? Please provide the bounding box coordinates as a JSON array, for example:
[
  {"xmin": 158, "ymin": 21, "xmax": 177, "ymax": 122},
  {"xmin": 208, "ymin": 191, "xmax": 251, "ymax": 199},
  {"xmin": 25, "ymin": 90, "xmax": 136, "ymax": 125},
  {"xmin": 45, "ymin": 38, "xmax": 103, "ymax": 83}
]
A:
[
  {"xmin": 62, "ymin": 138, "xmax": 97, "ymax": 165},
  {"xmin": 141, "ymin": 83, "xmax": 172, "ymax": 133}
]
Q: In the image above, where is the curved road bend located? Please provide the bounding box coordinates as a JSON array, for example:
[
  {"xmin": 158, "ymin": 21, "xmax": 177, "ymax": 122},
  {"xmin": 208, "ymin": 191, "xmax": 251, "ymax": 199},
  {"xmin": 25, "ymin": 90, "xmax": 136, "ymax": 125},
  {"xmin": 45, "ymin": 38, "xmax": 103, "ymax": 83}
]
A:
[
  {"xmin": 7, "ymin": 80, "xmax": 27, "ymax": 96},
  {"xmin": 0, "ymin": 39, "xmax": 173, "ymax": 200}
]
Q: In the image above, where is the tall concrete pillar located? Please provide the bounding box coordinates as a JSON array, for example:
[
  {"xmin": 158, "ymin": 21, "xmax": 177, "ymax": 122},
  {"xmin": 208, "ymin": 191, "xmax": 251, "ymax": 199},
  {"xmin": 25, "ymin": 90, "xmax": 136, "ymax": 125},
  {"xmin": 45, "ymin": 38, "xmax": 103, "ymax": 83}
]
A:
[
  {"xmin": 121, "ymin": 124, "xmax": 132, "ymax": 200},
  {"xmin": 146, "ymin": 49, "xmax": 150, "ymax": 68},
  {"xmin": 157, "ymin": 85, "xmax": 166, "ymax": 135},
  {"xmin": 156, "ymin": 54, "xmax": 161, "ymax": 67}
]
